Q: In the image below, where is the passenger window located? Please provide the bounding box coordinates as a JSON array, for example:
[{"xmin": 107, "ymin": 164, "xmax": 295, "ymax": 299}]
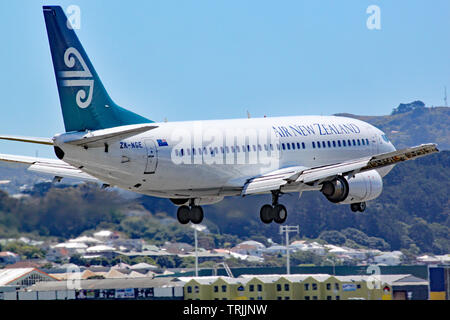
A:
[
  {"xmin": 277, "ymin": 144, "xmax": 280, "ymax": 150},
  {"xmin": 342, "ymin": 140, "xmax": 346, "ymax": 147},
  {"xmin": 286, "ymin": 143, "xmax": 290, "ymax": 150},
  {"xmin": 282, "ymin": 143, "xmax": 286, "ymax": 150},
  {"xmin": 312, "ymin": 142, "xmax": 316, "ymax": 148},
  {"xmin": 297, "ymin": 142, "xmax": 301, "ymax": 149},
  {"xmin": 192, "ymin": 148, "xmax": 195, "ymax": 155},
  {"xmin": 291, "ymin": 143, "xmax": 295, "ymax": 150},
  {"xmin": 180, "ymin": 149, "xmax": 184, "ymax": 156},
  {"xmin": 187, "ymin": 148, "xmax": 190, "ymax": 156},
  {"xmin": 270, "ymin": 144, "xmax": 274, "ymax": 151},
  {"xmin": 337, "ymin": 140, "xmax": 341, "ymax": 147},
  {"xmin": 352, "ymin": 139, "xmax": 356, "ymax": 146},
  {"xmin": 317, "ymin": 141, "xmax": 321, "ymax": 148},
  {"xmin": 258, "ymin": 145, "xmax": 262, "ymax": 151},
  {"xmin": 225, "ymin": 146, "xmax": 229, "ymax": 153},
  {"xmin": 236, "ymin": 146, "xmax": 240, "ymax": 152},
  {"xmin": 247, "ymin": 145, "xmax": 250, "ymax": 152},
  {"xmin": 264, "ymin": 144, "xmax": 268, "ymax": 151},
  {"xmin": 322, "ymin": 141, "xmax": 326, "ymax": 148},
  {"xmin": 332, "ymin": 141, "xmax": 336, "ymax": 147},
  {"xmin": 357, "ymin": 139, "xmax": 361, "ymax": 146},
  {"xmin": 362, "ymin": 139, "xmax": 365, "ymax": 145},
  {"xmin": 348, "ymin": 139, "xmax": 351, "ymax": 146},
  {"xmin": 327, "ymin": 141, "xmax": 331, "ymax": 148},
  {"xmin": 302, "ymin": 142, "xmax": 306, "ymax": 149},
  {"xmin": 366, "ymin": 139, "xmax": 369, "ymax": 145}
]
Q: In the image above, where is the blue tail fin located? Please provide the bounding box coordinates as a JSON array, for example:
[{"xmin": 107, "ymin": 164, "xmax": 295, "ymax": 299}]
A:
[{"xmin": 43, "ymin": 6, "xmax": 152, "ymax": 132}]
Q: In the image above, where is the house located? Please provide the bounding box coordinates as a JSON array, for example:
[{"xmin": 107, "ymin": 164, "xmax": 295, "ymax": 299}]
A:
[
  {"xmin": 93, "ymin": 230, "xmax": 117, "ymax": 241},
  {"xmin": 162, "ymin": 242, "xmax": 193, "ymax": 255},
  {"xmin": 51, "ymin": 242, "xmax": 88, "ymax": 256},
  {"xmin": 0, "ymin": 252, "xmax": 20, "ymax": 265},
  {"xmin": 374, "ymin": 251, "xmax": 403, "ymax": 266},
  {"xmin": 265, "ymin": 245, "xmax": 287, "ymax": 255},
  {"xmin": 45, "ymin": 247, "xmax": 70, "ymax": 263},
  {"xmin": 84, "ymin": 245, "xmax": 117, "ymax": 259},
  {"xmin": 300, "ymin": 242, "xmax": 326, "ymax": 256},
  {"xmin": 230, "ymin": 241, "xmax": 265, "ymax": 257},
  {"xmin": 68, "ymin": 236, "xmax": 102, "ymax": 246}
]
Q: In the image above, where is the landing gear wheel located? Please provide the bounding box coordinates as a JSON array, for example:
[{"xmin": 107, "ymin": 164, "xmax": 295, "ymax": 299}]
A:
[
  {"xmin": 358, "ymin": 202, "xmax": 366, "ymax": 212},
  {"xmin": 190, "ymin": 206, "xmax": 204, "ymax": 224},
  {"xmin": 350, "ymin": 202, "xmax": 366, "ymax": 212},
  {"xmin": 260, "ymin": 204, "xmax": 274, "ymax": 224},
  {"xmin": 273, "ymin": 204, "xmax": 287, "ymax": 224},
  {"xmin": 177, "ymin": 205, "xmax": 191, "ymax": 224}
]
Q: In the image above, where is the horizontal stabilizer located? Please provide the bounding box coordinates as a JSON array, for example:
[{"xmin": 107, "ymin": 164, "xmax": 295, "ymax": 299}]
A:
[
  {"xmin": 61, "ymin": 124, "xmax": 158, "ymax": 148},
  {"xmin": 0, "ymin": 135, "xmax": 53, "ymax": 145},
  {"xmin": 0, "ymin": 153, "xmax": 98, "ymax": 182}
]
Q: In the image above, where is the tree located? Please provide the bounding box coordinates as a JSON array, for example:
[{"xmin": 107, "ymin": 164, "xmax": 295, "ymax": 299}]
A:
[
  {"xmin": 408, "ymin": 221, "xmax": 434, "ymax": 253},
  {"xmin": 319, "ymin": 231, "xmax": 346, "ymax": 245}
]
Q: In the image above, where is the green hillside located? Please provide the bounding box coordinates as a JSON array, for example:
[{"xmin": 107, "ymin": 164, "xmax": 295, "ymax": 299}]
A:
[{"xmin": 336, "ymin": 106, "xmax": 449, "ymax": 150}]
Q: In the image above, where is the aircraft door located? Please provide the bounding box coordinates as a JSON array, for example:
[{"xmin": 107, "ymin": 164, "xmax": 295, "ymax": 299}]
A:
[
  {"xmin": 144, "ymin": 140, "xmax": 158, "ymax": 174},
  {"xmin": 371, "ymin": 134, "xmax": 379, "ymax": 155}
]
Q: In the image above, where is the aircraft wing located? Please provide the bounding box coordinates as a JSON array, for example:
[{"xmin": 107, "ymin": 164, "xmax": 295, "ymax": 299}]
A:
[
  {"xmin": 242, "ymin": 143, "xmax": 439, "ymax": 195},
  {"xmin": 0, "ymin": 154, "xmax": 99, "ymax": 182}
]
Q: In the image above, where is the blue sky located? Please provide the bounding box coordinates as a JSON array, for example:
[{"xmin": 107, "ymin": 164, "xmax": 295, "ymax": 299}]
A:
[{"xmin": 0, "ymin": 0, "xmax": 449, "ymax": 158}]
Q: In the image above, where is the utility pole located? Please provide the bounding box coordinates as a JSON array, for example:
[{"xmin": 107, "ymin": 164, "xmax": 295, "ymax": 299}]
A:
[
  {"xmin": 444, "ymin": 86, "xmax": 448, "ymax": 107},
  {"xmin": 190, "ymin": 224, "xmax": 207, "ymax": 277},
  {"xmin": 194, "ymin": 227, "xmax": 198, "ymax": 277},
  {"xmin": 279, "ymin": 225, "xmax": 299, "ymax": 275}
]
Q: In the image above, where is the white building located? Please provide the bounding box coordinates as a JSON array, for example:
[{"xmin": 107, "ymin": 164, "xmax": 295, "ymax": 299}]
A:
[{"xmin": 374, "ymin": 251, "xmax": 403, "ymax": 266}]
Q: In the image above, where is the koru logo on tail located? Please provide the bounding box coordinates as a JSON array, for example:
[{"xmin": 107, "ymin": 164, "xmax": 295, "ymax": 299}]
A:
[{"xmin": 58, "ymin": 47, "xmax": 94, "ymax": 109}]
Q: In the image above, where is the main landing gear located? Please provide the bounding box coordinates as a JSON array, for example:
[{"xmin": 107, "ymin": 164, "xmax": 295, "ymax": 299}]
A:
[
  {"xmin": 259, "ymin": 191, "xmax": 288, "ymax": 224},
  {"xmin": 177, "ymin": 200, "xmax": 204, "ymax": 224},
  {"xmin": 350, "ymin": 202, "xmax": 366, "ymax": 212}
]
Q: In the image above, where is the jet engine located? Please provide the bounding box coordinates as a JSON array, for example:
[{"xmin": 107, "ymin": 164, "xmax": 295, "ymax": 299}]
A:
[{"xmin": 321, "ymin": 170, "xmax": 383, "ymax": 204}]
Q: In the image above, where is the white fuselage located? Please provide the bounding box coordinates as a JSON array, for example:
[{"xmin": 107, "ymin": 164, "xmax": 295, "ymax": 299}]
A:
[{"xmin": 54, "ymin": 115, "xmax": 396, "ymax": 201}]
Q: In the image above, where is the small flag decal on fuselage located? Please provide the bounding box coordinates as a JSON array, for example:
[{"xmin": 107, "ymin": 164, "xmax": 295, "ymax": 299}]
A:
[{"xmin": 157, "ymin": 139, "xmax": 168, "ymax": 147}]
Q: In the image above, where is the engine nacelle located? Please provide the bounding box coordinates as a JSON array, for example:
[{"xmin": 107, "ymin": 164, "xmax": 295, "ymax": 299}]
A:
[{"xmin": 321, "ymin": 170, "xmax": 383, "ymax": 204}]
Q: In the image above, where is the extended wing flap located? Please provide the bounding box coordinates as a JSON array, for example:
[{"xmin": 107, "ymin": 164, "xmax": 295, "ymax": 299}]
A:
[
  {"xmin": 0, "ymin": 153, "xmax": 98, "ymax": 182},
  {"xmin": 242, "ymin": 166, "xmax": 307, "ymax": 195}
]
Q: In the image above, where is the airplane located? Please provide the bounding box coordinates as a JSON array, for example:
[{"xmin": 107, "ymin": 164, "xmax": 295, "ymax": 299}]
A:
[{"xmin": 0, "ymin": 6, "xmax": 439, "ymax": 225}]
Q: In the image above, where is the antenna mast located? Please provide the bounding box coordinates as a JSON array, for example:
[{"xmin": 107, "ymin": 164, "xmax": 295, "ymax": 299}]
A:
[{"xmin": 445, "ymin": 86, "xmax": 448, "ymax": 107}]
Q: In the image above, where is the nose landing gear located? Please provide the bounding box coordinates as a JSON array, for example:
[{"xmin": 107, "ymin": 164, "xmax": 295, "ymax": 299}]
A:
[
  {"xmin": 176, "ymin": 199, "xmax": 204, "ymax": 224},
  {"xmin": 259, "ymin": 191, "xmax": 288, "ymax": 224}
]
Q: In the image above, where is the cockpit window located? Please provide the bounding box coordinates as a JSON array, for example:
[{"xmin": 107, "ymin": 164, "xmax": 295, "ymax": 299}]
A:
[{"xmin": 381, "ymin": 134, "xmax": 390, "ymax": 143}]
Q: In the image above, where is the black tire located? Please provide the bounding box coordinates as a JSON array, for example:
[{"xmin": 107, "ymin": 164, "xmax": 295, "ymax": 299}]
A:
[
  {"xmin": 273, "ymin": 204, "xmax": 287, "ymax": 224},
  {"xmin": 350, "ymin": 203, "xmax": 359, "ymax": 212},
  {"xmin": 260, "ymin": 204, "xmax": 274, "ymax": 224},
  {"xmin": 177, "ymin": 205, "xmax": 191, "ymax": 224},
  {"xmin": 190, "ymin": 206, "xmax": 204, "ymax": 224},
  {"xmin": 358, "ymin": 202, "xmax": 366, "ymax": 212}
]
